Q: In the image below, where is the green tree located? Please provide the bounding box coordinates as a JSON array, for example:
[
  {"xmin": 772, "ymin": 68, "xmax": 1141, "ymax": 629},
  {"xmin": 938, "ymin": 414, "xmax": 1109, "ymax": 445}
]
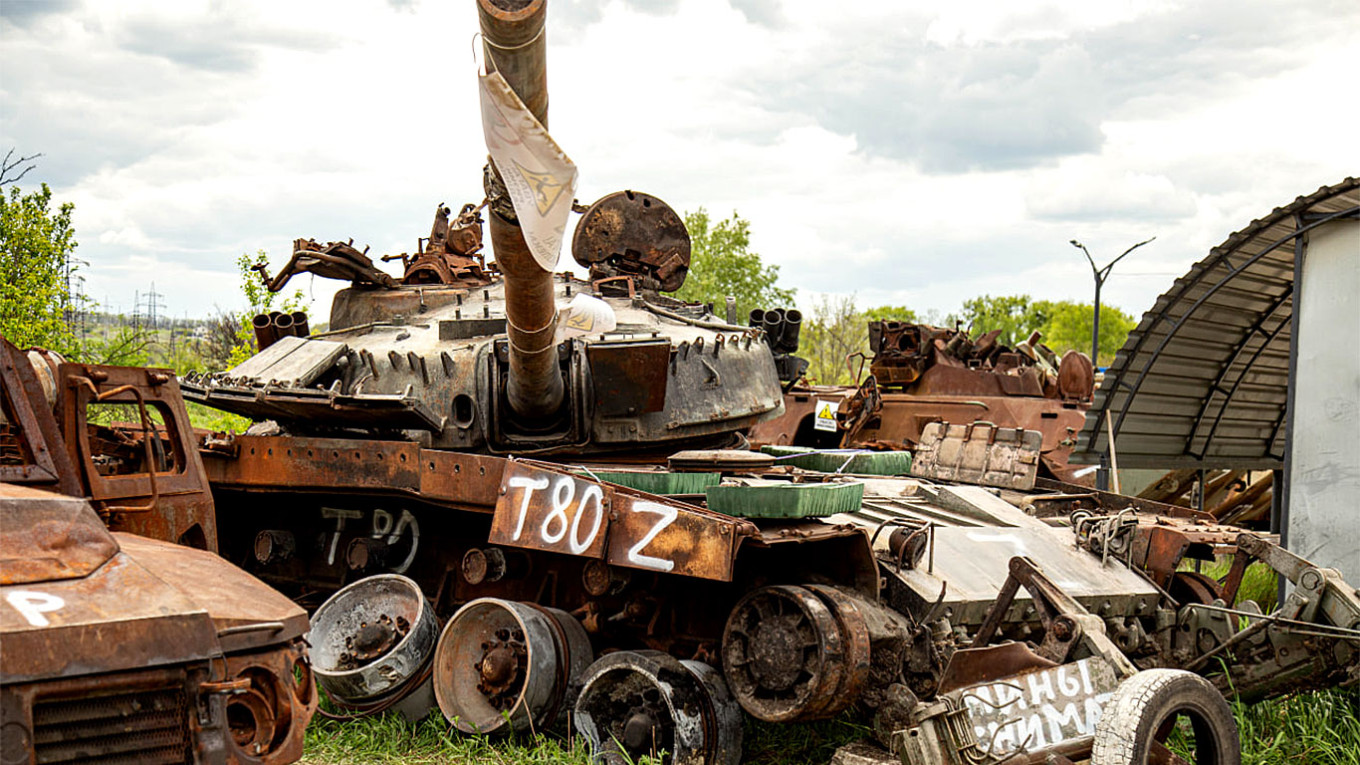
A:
[
  {"xmin": 802, "ymin": 294, "xmax": 862, "ymax": 385},
  {"xmin": 221, "ymin": 251, "xmax": 308, "ymax": 367},
  {"xmin": 959, "ymin": 294, "xmax": 1042, "ymax": 348},
  {"xmin": 1038, "ymin": 300, "xmax": 1136, "ymax": 366},
  {"xmin": 670, "ymin": 209, "xmax": 794, "ymax": 320},
  {"xmin": 0, "ymin": 184, "xmax": 83, "ymax": 356},
  {"xmin": 960, "ymin": 294, "xmax": 1135, "ymax": 366},
  {"xmin": 862, "ymin": 305, "xmax": 919, "ymax": 323},
  {"xmin": 801, "ymin": 298, "xmax": 924, "ymax": 385},
  {"xmin": 83, "ymin": 325, "xmax": 155, "ymax": 366}
]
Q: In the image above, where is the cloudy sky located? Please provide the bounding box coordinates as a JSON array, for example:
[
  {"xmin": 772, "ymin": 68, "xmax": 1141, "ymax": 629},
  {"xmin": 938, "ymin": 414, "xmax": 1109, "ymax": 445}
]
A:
[{"xmin": 3, "ymin": 0, "xmax": 1357, "ymax": 323}]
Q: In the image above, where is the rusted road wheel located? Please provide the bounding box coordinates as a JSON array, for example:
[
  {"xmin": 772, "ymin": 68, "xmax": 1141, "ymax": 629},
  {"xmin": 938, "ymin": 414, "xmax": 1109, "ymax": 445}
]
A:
[
  {"xmin": 1091, "ymin": 669, "xmax": 1240, "ymax": 765},
  {"xmin": 574, "ymin": 650, "xmax": 742, "ymax": 765},
  {"xmin": 432, "ymin": 598, "xmax": 592, "ymax": 734},
  {"xmin": 309, "ymin": 574, "xmax": 439, "ymax": 718},
  {"xmin": 722, "ymin": 584, "xmax": 871, "ymax": 722},
  {"xmin": 1168, "ymin": 570, "xmax": 1225, "ymax": 607}
]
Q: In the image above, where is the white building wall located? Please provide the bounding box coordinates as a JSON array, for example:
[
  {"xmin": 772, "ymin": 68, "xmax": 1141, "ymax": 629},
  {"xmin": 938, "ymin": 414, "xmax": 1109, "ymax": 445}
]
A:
[{"xmin": 1287, "ymin": 218, "xmax": 1360, "ymax": 580}]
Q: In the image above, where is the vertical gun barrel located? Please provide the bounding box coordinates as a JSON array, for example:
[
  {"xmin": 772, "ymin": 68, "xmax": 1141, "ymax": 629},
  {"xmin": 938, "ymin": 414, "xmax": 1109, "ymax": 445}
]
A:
[{"xmin": 479, "ymin": 0, "xmax": 564, "ymax": 421}]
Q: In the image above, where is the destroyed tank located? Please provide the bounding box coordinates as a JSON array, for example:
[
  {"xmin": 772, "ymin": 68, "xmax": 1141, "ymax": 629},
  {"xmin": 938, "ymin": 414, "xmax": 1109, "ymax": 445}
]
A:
[
  {"xmin": 178, "ymin": 3, "xmax": 820, "ymax": 756},
  {"xmin": 172, "ymin": 3, "xmax": 1360, "ymax": 764},
  {"xmin": 182, "ymin": 3, "xmax": 781, "ymax": 457}
]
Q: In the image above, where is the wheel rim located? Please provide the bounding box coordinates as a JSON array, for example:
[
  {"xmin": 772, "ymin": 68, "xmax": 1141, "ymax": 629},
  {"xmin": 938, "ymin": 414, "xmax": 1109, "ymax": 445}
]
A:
[
  {"xmin": 722, "ymin": 585, "xmax": 846, "ymax": 722},
  {"xmin": 574, "ymin": 651, "xmax": 741, "ymax": 765},
  {"xmin": 1169, "ymin": 570, "xmax": 1224, "ymax": 606},
  {"xmin": 309, "ymin": 574, "xmax": 438, "ymax": 704},
  {"xmin": 433, "ymin": 598, "xmax": 590, "ymax": 734}
]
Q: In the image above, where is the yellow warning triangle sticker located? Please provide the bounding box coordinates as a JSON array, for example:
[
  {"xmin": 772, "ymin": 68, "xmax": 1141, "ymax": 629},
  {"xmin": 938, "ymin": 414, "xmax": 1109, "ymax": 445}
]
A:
[
  {"xmin": 814, "ymin": 400, "xmax": 838, "ymax": 432},
  {"xmin": 513, "ymin": 160, "xmax": 571, "ymax": 217}
]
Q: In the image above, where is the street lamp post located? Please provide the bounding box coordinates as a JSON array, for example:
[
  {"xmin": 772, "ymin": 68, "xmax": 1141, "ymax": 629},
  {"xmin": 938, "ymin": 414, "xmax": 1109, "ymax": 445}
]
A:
[
  {"xmin": 1069, "ymin": 237, "xmax": 1155, "ymax": 367},
  {"xmin": 1070, "ymin": 236, "xmax": 1155, "ymax": 491}
]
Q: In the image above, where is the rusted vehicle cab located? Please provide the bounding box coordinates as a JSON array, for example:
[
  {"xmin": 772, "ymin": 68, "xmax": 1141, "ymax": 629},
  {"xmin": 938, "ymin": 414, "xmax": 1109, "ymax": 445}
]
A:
[
  {"xmin": 0, "ymin": 483, "xmax": 315, "ymax": 765},
  {"xmin": 0, "ymin": 337, "xmax": 218, "ymax": 552}
]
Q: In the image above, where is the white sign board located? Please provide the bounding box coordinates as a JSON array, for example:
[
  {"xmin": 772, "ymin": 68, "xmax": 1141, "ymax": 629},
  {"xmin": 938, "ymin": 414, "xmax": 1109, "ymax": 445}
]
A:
[
  {"xmin": 813, "ymin": 400, "xmax": 838, "ymax": 433},
  {"xmin": 953, "ymin": 657, "xmax": 1119, "ymax": 757}
]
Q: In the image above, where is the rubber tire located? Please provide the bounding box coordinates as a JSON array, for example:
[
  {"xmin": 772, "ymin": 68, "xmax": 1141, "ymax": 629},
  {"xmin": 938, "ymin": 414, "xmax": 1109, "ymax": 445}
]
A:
[{"xmin": 1091, "ymin": 669, "xmax": 1240, "ymax": 765}]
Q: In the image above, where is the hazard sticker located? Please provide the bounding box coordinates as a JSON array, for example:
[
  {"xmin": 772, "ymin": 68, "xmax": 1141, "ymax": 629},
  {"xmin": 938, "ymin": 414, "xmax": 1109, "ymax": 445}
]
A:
[{"xmin": 813, "ymin": 400, "xmax": 838, "ymax": 432}]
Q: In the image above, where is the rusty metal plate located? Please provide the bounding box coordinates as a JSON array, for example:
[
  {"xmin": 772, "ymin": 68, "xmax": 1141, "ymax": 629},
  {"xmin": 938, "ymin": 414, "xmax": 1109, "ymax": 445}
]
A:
[
  {"xmin": 948, "ymin": 657, "xmax": 1119, "ymax": 759},
  {"xmin": 114, "ymin": 533, "xmax": 310, "ymax": 652},
  {"xmin": 912, "ymin": 421, "xmax": 1042, "ymax": 490},
  {"xmin": 587, "ymin": 340, "xmax": 670, "ymax": 416},
  {"xmin": 419, "ymin": 450, "xmax": 506, "ymax": 509},
  {"xmin": 1, "ymin": 553, "xmax": 217, "ymax": 684},
  {"xmin": 489, "ymin": 460, "xmax": 745, "ymax": 581},
  {"xmin": 182, "ymin": 381, "xmax": 443, "ymax": 432},
  {"xmin": 0, "ymin": 485, "xmax": 117, "ymax": 586},
  {"xmin": 57, "ymin": 363, "xmax": 220, "ymax": 551},
  {"xmin": 0, "ymin": 339, "xmax": 81, "ymax": 495},
  {"xmin": 226, "ymin": 335, "xmax": 347, "ymax": 387},
  {"xmin": 888, "ymin": 525, "xmax": 1157, "ymax": 626},
  {"xmin": 571, "ymin": 190, "xmax": 691, "ymax": 291},
  {"xmin": 206, "ymin": 436, "xmax": 423, "ymax": 493},
  {"xmin": 206, "ymin": 437, "xmax": 510, "ymax": 514},
  {"xmin": 490, "ymin": 461, "xmax": 613, "ymax": 560},
  {"xmin": 604, "ymin": 491, "xmax": 739, "ymax": 581}
]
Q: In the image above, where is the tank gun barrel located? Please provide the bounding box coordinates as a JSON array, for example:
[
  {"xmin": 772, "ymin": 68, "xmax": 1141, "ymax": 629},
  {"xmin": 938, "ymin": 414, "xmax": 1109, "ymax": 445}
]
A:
[{"xmin": 479, "ymin": 0, "xmax": 564, "ymax": 421}]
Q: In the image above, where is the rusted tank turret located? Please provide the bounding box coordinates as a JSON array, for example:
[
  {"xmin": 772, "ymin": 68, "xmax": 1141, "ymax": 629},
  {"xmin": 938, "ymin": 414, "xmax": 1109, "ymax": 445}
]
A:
[{"xmin": 182, "ymin": 0, "xmax": 783, "ymax": 456}]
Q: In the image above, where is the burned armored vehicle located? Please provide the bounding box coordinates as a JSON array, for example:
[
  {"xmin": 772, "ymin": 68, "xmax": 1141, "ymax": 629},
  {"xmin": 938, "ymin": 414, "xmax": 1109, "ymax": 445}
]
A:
[
  {"xmin": 173, "ymin": 0, "xmax": 837, "ymax": 752},
  {"xmin": 169, "ymin": 1, "xmax": 1360, "ymax": 764},
  {"xmin": 0, "ymin": 337, "xmax": 316, "ymax": 765},
  {"xmin": 750, "ymin": 318, "xmax": 1095, "ymax": 483},
  {"xmin": 0, "ymin": 486, "xmax": 315, "ymax": 765},
  {"xmin": 187, "ymin": 188, "xmax": 778, "ymax": 456}
]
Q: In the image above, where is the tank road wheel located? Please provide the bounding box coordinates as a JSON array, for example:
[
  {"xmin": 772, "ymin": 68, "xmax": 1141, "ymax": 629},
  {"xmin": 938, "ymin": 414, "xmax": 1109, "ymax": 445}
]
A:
[
  {"xmin": 309, "ymin": 574, "xmax": 440, "ymax": 720},
  {"xmin": 804, "ymin": 584, "xmax": 873, "ymax": 698},
  {"xmin": 1092, "ymin": 669, "xmax": 1240, "ymax": 765},
  {"xmin": 1169, "ymin": 570, "xmax": 1225, "ymax": 606},
  {"xmin": 432, "ymin": 599, "xmax": 592, "ymax": 734},
  {"xmin": 574, "ymin": 650, "xmax": 742, "ymax": 765},
  {"xmin": 721, "ymin": 584, "xmax": 866, "ymax": 722}
]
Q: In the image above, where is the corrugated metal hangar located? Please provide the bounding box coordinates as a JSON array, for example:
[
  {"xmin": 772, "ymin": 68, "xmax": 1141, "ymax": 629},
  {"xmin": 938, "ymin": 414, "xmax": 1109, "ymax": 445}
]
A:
[{"xmin": 1074, "ymin": 177, "xmax": 1359, "ymax": 579}]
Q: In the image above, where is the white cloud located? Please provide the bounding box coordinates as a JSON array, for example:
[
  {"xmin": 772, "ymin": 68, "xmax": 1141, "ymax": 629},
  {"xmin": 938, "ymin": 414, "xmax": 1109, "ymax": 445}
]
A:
[
  {"xmin": 2, "ymin": 0, "xmax": 1357, "ymax": 327},
  {"xmin": 1025, "ymin": 158, "xmax": 1198, "ymax": 222}
]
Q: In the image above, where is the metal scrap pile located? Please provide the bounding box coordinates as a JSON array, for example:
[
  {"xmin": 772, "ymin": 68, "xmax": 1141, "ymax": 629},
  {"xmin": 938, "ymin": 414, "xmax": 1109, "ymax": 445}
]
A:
[
  {"xmin": 4, "ymin": 2, "xmax": 1357, "ymax": 765},
  {"xmin": 868, "ymin": 320, "xmax": 1094, "ymax": 403},
  {"xmin": 1138, "ymin": 468, "xmax": 1276, "ymax": 527}
]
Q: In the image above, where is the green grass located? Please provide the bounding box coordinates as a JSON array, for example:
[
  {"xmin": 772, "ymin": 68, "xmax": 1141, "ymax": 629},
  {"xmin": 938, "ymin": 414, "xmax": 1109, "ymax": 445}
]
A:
[
  {"xmin": 301, "ymin": 709, "xmax": 868, "ymax": 765},
  {"xmin": 739, "ymin": 711, "xmax": 869, "ymax": 764},
  {"xmin": 184, "ymin": 401, "xmax": 251, "ymax": 433},
  {"xmin": 302, "ymin": 688, "xmax": 1360, "ymax": 764},
  {"xmin": 1179, "ymin": 556, "xmax": 1280, "ymax": 611},
  {"xmin": 1164, "ymin": 687, "xmax": 1360, "ymax": 764},
  {"xmin": 1233, "ymin": 687, "xmax": 1360, "ymax": 764},
  {"xmin": 302, "ymin": 711, "xmax": 596, "ymax": 765}
]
